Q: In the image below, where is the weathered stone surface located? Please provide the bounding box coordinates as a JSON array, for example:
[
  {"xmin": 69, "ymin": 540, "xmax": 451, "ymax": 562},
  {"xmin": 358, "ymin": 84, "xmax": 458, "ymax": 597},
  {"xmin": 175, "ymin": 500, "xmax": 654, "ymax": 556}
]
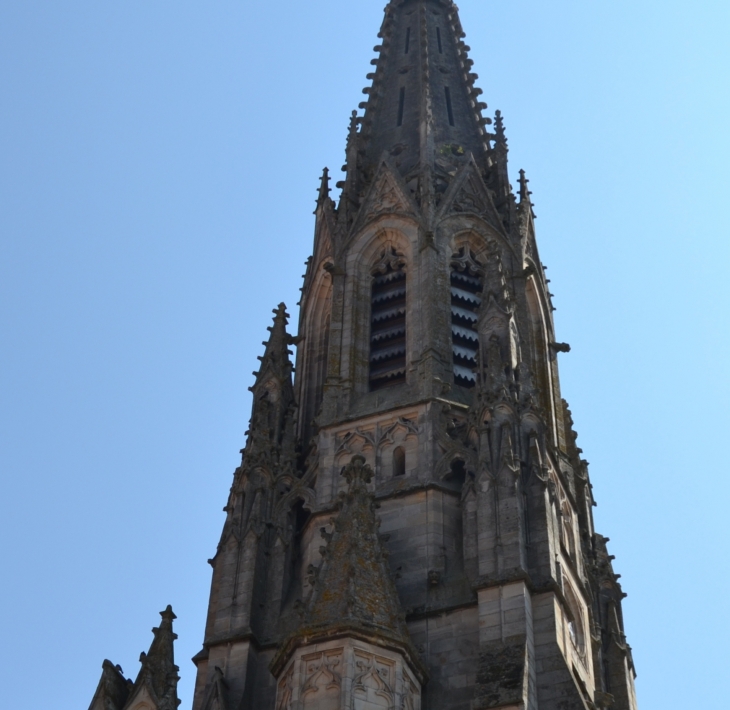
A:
[
  {"xmin": 88, "ymin": 1, "xmax": 638, "ymax": 709},
  {"xmin": 472, "ymin": 636, "xmax": 528, "ymax": 709},
  {"xmin": 89, "ymin": 607, "xmax": 180, "ymax": 710},
  {"xmin": 88, "ymin": 660, "xmax": 132, "ymax": 710}
]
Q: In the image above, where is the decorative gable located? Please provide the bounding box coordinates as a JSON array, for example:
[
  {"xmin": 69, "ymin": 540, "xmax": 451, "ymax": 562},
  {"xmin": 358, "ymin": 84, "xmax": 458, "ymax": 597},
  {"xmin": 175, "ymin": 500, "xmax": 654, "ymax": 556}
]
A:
[
  {"xmin": 351, "ymin": 161, "xmax": 419, "ymax": 234},
  {"xmin": 439, "ymin": 159, "xmax": 504, "ymax": 233}
]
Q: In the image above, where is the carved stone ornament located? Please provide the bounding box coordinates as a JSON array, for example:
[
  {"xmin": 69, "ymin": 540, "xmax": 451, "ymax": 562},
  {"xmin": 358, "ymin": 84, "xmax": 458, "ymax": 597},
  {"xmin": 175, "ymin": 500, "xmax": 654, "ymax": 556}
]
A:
[
  {"xmin": 451, "ymin": 174, "xmax": 490, "ymax": 215},
  {"xmin": 351, "ymin": 651, "xmax": 395, "ymax": 709},
  {"xmin": 336, "ymin": 428, "xmax": 377, "ymax": 457},
  {"xmin": 371, "ymin": 245, "xmax": 406, "ymax": 276},
  {"xmin": 276, "ymin": 666, "xmax": 294, "ymax": 710},
  {"xmin": 379, "ymin": 417, "xmax": 419, "ymax": 447},
  {"xmin": 401, "ymin": 678, "xmax": 419, "ymax": 710},
  {"xmin": 273, "ymin": 639, "xmax": 421, "ymax": 710},
  {"xmin": 450, "ymin": 246, "xmax": 484, "ymax": 277},
  {"xmin": 301, "ymin": 651, "xmax": 342, "ymax": 697},
  {"xmin": 371, "ymin": 174, "xmax": 409, "ymax": 215},
  {"xmin": 342, "ymin": 454, "xmax": 374, "ymax": 489}
]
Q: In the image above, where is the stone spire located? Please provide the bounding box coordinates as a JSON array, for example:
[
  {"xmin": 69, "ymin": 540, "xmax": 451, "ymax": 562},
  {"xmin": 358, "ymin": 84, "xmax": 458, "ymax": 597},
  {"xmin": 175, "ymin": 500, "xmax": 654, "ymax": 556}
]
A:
[
  {"xmin": 126, "ymin": 606, "xmax": 180, "ymax": 710},
  {"xmin": 251, "ymin": 303, "xmax": 294, "ymax": 397},
  {"xmin": 307, "ymin": 456, "xmax": 411, "ymax": 642},
  {"xmin": 490, "ymin": 110, "xmax": 513, "ymax": 214},
  {"xmin": 271, "ymin": 455, "xmax": 426, "ymax": 682},
  {"xmin": 347, "ymin": 0, "xmax": 499, "ymax": 209},
  {"xmin": 243, "ymin": 303, "xmax": 297, "ymax": 472},
  {"xmin": 316, "ymin": 167, "xmax": 330, "ymax": 209},
  {"xmin": 518, "ymin": 169, "xmax": 533, "ymax": 214}
]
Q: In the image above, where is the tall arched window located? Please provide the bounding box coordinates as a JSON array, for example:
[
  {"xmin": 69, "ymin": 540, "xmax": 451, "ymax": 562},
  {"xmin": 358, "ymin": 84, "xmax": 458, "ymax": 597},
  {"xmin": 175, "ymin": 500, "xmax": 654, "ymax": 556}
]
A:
[
  {"xmin": 369, "ymin": 247, "xmax": 407, "ymax": 390},
  {"xmin": 450, "ymin": 247, "xmax": 483, "ymax": 387}
]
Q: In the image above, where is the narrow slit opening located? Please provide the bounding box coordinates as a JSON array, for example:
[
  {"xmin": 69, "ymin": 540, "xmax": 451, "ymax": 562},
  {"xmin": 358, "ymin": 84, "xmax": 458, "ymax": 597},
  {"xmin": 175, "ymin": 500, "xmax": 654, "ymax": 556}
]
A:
[
  {"xmin": 445, "ymin": 86, "xmax": 455, "ymax": 126},
  {"xmin": 405, "ymin": 27, "xmax": 411, "ymax": 54},
  {"xmin": 437, "ymin": 27, "xmax": 443, "ymax": 54},
  {"xmin": 397, "ymin": 87, "xmax": 405, "ymax": 127},
  {"xmin": 393, "ymin": 447, "xmax": 406, "ymax": 477}
]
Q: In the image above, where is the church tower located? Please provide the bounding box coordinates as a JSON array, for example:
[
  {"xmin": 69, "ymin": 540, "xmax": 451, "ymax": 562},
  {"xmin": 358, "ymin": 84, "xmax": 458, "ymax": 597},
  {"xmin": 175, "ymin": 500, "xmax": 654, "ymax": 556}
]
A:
[{"xmin": 96, "ymin": 2, "xmax": 638, "ymax": 709}]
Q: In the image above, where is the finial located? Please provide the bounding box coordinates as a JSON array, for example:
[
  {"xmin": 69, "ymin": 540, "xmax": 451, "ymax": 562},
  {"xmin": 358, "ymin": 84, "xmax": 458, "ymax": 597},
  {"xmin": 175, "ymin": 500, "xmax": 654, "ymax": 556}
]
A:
[
  {"xmin": 269, "ymin": 303, "xmax": 289, "ymax": 329},
  {"xmin": 518, "ymin": 169, "xmax": 532, "ymax": 202},
  {"xmin": 317, "ymin": 167, "xmax": 331, "ymax": 205},
  {"xmin": 341, "ymin": 454, "xmax": 374, "ymax": 491},
  {"xmin": 495, "ymin": 110, "xmax": 507, "ymax": 144},
  {"xmin": 348, "ymin": 111, "xmax": 359, "ymax": 141},
  {"xmin": 160, "ymin": 605, "xmax": 177, "ymax": 622}
]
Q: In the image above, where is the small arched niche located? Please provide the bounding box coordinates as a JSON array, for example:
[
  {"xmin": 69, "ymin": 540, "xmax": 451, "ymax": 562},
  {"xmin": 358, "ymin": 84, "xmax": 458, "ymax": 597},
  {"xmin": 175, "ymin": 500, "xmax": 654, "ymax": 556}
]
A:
[{"xmin": 392, "ymin": 447, "xmax": 406, "ymax": 477}]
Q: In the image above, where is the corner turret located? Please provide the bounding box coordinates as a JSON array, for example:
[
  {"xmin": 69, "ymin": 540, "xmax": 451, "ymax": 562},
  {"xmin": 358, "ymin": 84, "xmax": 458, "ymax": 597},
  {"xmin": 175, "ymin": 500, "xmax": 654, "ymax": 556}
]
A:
[{"xmin": 270, "ymin": 455, "xmax": 426, "ymax": 710}]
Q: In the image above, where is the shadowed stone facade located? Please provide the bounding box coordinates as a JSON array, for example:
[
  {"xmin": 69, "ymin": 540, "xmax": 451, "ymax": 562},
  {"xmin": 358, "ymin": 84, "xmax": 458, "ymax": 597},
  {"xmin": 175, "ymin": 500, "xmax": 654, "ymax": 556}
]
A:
[{"xmin": 87, "ymin": 1, "xmax": 638, "ymax": 709}]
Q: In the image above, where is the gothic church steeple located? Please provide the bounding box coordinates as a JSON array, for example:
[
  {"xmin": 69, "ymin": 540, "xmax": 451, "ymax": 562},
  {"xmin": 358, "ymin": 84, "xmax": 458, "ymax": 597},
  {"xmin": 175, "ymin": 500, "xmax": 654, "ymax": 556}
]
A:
[{"xmin": 87, "ymin": 3, "xmax": 639, "ymax": 709}]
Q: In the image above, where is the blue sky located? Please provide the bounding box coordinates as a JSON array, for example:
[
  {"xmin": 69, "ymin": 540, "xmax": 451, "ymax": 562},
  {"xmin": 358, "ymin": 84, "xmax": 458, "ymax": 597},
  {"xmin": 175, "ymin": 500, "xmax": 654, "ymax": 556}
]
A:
[{"xmin": 1, "ymin": 1, "xmax": 728, "ymax": 708}]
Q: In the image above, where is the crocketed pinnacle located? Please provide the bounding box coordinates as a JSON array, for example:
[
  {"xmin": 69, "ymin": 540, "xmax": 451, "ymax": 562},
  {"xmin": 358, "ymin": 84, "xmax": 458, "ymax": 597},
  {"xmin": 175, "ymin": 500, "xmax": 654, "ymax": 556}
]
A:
[
  {"xmin": 306, "ymin": 456, "xmax": 411, "ymax": 644},
  {"xmin": 271, "ymin": 455, "xmax": 427, "ymax": 682},
  {"xmin": 316, "ymin": 167, "xmax": 331, "ymax": 208},
  {"xmin": 518, "ymin": 169, "xmax": 530, "ymax": 203},
  {"xmin": 131, "ymin": 606, "xmax": 180, "ymax": 710},
  {"xmin": 251, "ymin": 304, "xmax": 294, "ymax": 390},
  {"xmin": 494, "ymin": 110, "xmax": 507, "ymax": 145},
  {"xmin": 244, "ymin": 303, "xmax": 296, "ymax": 466}
]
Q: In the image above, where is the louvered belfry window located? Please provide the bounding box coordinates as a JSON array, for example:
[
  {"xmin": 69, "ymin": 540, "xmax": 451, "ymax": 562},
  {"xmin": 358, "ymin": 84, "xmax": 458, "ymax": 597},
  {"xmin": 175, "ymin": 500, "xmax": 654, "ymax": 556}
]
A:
[
  {"xmin": 451, "ymin": 248, "xmax": 483, "ymax": 387},
  {"xmin": 369, "ymin": 247, "xmax": 407, "ymax": 390}
]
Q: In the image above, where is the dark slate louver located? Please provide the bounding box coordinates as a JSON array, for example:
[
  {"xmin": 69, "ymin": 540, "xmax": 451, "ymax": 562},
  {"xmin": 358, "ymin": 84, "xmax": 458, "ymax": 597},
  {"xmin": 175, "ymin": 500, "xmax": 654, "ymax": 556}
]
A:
[
  {"xmin": 370, "ymin": 262, "xmax": 407, "ymax": 390},
  {"xmin": 450, "ymin": 248, "xmax": 483, "ymax": 387}
]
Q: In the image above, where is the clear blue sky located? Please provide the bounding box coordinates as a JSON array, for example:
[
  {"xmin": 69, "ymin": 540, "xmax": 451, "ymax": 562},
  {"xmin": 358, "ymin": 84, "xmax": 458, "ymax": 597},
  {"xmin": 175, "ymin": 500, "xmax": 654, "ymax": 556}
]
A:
[{"xmin": 1, "ymin": 1, "xmax": 728, "ymax": 708}]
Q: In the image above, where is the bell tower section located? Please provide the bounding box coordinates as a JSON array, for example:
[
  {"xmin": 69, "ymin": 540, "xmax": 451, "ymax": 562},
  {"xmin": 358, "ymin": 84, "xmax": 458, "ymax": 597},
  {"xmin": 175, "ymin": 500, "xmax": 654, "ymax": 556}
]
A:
[{"xmin": 191, "ymin": 2, "xmax": 639, "ymax": 709}]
